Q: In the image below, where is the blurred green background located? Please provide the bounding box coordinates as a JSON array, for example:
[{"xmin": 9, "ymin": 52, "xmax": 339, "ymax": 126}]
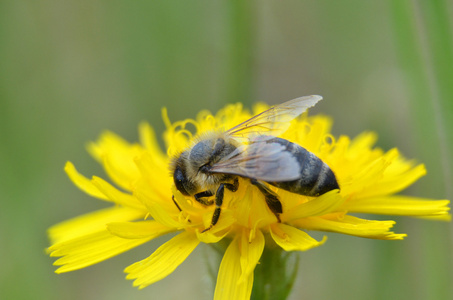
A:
[{"xmin": 1, "ymin": 1, "xmax": 452, "ymax": 299}]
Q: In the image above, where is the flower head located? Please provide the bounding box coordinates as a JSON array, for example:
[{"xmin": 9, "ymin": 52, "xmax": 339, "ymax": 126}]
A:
[{"xmin": 48, "ymin": 101, "xmax": 450, "ymax": 299}]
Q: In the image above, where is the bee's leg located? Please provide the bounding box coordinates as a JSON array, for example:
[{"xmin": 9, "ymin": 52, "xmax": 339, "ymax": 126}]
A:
[
  {"xmin": 172, "ymin": 195, "xmax": 182, "ymax": 211},
  {"xmin": 202, "ymin": 183, "xmax": 227, "ymax": 233},
  {"xmin": 172, "ymin": 195, "xmax": 192, "ymax": 223},
  {"xmin": 224, "ymin": 177, "xmax": 239, "ymax": 192},
  {"xmin": 194, "ymin": 191, "xmax": 214, "ymax": 206},
  {"xmin": 250, "ymin": 179, "xmax": 282, "ymax": 222}
]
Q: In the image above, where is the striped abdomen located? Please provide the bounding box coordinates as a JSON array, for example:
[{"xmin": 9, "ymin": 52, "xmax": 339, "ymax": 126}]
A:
[{"xmin": 266, "ymin": 138, "xmax": 339, "ymax": 196}]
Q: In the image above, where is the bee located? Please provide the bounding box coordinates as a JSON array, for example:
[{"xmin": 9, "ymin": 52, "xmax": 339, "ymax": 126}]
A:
[{"xmin": 170, "ymin": 95, "xmax": 339, "ymax": 232}]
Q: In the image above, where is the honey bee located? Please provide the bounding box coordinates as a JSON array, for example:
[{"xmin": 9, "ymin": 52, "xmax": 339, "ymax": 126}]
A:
[{"xmin": 170, "ymin": 95, "xmax": 339, "ymax": 232}]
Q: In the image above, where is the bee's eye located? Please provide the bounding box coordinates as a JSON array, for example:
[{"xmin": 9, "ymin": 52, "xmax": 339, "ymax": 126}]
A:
[{"xmin": 174, "ymin": 167, "xmax": 190, "ymax": 196}]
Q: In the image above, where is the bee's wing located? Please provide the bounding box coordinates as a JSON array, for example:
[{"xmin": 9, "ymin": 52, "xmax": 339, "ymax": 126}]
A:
[
  {"xmin": 226, "ymin": 95, "xmax": 322, "ymax": 139},
  {"xmin": 210, "ymin": 141, "xmax": 301, "ymax": 182}
]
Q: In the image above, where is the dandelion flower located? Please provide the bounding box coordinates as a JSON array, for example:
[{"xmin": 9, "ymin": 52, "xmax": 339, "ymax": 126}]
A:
[{"xmin": 47, "ymin": 98, "xmax": 450, "ymax": 300}]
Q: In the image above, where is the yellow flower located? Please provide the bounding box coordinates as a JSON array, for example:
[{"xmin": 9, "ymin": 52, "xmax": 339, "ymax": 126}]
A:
[{"xmin": 47, "ymin": 102, "xmax": 450, "ymax": 300}]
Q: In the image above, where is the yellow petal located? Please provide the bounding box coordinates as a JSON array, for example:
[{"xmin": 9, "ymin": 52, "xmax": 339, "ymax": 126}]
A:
[
  {"xmin": 349, "ymin": 131, "xmax": 379, "ymax": 152},
  {"xmin": 345, "ymin": 195, "xmax": 450, "ymax": 218},
  {"xmin": 238, "ymin": 229, "xmax": 264, "ymax": 284},
  {"xmin": 283, "ymin": 190, "xmax": 343, "ymax": 221},
  {"xmin": 270, "ymin": 223, "xmax": 327, "ymax": 251},
  {"xmin": 415, "ymin": 214, "xmax": 452, "ymax": 221},
  {"xmin": 101, "ymin": 154, "xmax": 139, "ymax": 192},
  {"xmin": 64, "ymin": 161, "xmax": 108, "ymax": 200},
  {"xmin": 49, "ymin": 229, "xmax": 152, "ymax": 273},
  {"xmin": 171, "ymin": 187, "xmax": 204, "ymax": 216},
  {"xmin": 290, "ymin": 114, "xmax": 333, "ymax": 152},
  {"xmin": 134, "ymin": 152, "xmax": 172, "ymax": 202},
  {"xmin": 48, "ymin": 206, "xmax": 144, "ymax": 244},
  {"xmin": 138, "ymin": 122, "xmax": 167, "ymax": 160},
  {"xmin": 135, "ymin": 190, "xmax": 182, "ymax": 228},
  {"xmin": 87, "ymin": 131, "xmax": 143, "ymax": 191},
  {"xmin": 214, "ymin": 237, "xmax": 253, "ymax": 300},
  {"xmin": 235, "ymin": 186, "xmax": 277, "ymax": 229},
  {"xmin": 107, "ymin": 220, "xmax": 175, "ymax": 239},
  {"xmin": 91, "ymin": 176, "xmax": 145, "ymax": 210},
  {"xmin": 346, "ymin": 148, "xmax": 399, "ymax": 194},
  {"xmin": 162, "ymin": 107, "xmax": 196, "ymax": 156},
  {"xmin": 125, "ymin": 231, "xmax": 199, "ymax": 289},
  {"xmin": 196, "ymin": 210, "xmax": 235, "ymax": 244},
  {"xmin": 293, "ymin": 215, "xmax": 407, "ymax": 240},
  {"xmin": 355, "ymin": 164, "xmax": 427, "ymax": 199}
]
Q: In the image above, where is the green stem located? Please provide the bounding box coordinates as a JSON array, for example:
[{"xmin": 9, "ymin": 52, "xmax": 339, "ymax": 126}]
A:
[{"xmin": 251, "ymin": 248, "xmax": 299, "ymax": 300}]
